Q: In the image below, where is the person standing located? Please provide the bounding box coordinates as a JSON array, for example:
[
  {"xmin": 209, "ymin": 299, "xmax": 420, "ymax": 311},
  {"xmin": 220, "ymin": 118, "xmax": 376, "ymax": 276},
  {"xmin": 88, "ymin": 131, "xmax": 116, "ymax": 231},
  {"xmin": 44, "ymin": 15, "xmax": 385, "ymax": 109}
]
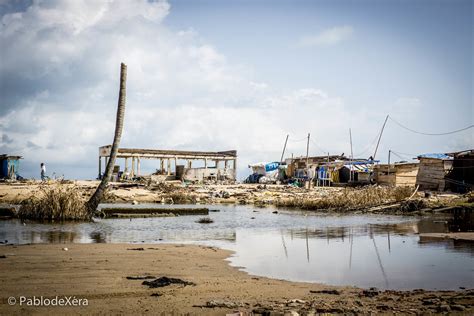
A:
[{"xmin": 40, "ymin": 163, "xmax": 46, "ymax": 181}]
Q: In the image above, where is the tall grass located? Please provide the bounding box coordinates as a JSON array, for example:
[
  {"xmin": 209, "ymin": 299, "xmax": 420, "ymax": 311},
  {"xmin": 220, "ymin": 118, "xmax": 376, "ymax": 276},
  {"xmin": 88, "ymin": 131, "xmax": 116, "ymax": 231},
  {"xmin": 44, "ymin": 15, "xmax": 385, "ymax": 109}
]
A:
[
  {"xmin": 275, "ymin": 186, "xmax": 413, "ymax": 212},
  {"xmin": 18, "ymin": 184, "xmax": 89, "ymax": 221}
]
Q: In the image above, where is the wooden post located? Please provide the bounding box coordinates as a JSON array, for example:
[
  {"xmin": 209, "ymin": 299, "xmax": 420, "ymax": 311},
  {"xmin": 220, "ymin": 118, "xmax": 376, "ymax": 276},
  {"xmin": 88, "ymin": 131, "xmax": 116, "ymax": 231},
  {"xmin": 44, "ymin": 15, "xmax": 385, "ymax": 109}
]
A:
[
  {"xmin": 131, "ymin": 157, "xmax": 135, "ymax": 177},
  {"xmin": 373, "ymin": 115, "xmax": 389, "ymax": 159},
  {"xmin": 306, "ymin": 133, "xmax": 310, "ymax": 167},
  {"xmin": 388, "ymin": 150, "xmax": 391, "ymax": 174},
  {"xmin": 98, "ymin": 157, "xmax": 102, "ymax": 179},
  {"xmin": 167, "ymin": 159, "xmax": 171, "ymax": 176},
  {"xmin": 349, "ymin": 128, "xmax": 353, "ymax": 182},
  {"xmin": 137, "ymin": 157, "xmax": 141, "ymax": 176}
]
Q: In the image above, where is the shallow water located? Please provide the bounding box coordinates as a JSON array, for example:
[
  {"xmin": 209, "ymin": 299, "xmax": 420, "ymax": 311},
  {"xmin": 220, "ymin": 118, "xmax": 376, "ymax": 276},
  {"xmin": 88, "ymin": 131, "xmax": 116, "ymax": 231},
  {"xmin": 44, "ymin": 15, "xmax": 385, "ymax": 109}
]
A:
[{"xmin": 1, "ymin": 204, "xmax": 473, "ymax": 290}]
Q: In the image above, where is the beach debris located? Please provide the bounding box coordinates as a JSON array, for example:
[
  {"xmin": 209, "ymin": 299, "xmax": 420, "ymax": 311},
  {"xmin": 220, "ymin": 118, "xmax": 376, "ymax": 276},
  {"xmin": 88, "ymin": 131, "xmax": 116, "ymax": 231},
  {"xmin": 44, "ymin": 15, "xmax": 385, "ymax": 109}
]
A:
[
  {"xmin": 193, "ymin": 300, "xmax": 243, "ymax": 309},
  {"xmin": 150, "ymin": 293, "xmax": 162, "ymax": 297},
  {"xmin": 127, "ymin": 247, "xmax": 145, "ymax": 251},
  {"xmin": 62, "ymin": 247, "xmax": 68, "ymax": 251},
  {"xmin": 310, "ymin": 289, "xmax": 341, "ymax": 295},
  {"xmin": 132, "ymin": 200, "xmax": 138, "ymax": 205},
  {"xmin": 197, "ymin": 217, "xmax": 214, "ymax": 224},
  {"xmin": 142, "ymin": 276, "xmax": 195, "ymax": 288},
  {"xmin": 0, "ymin": 255, "xmax": 6, "ymax": 259},
  {"xmin": 126, "ymin": 275, "xmax": 156, "ymax": 280},
  {"xmin": 362, "ymin": 287, "xmax": 379, "ymax": 297},
  {"xmin": 272, "ymin": 211, "xmax": 278, "ymax": 214}
]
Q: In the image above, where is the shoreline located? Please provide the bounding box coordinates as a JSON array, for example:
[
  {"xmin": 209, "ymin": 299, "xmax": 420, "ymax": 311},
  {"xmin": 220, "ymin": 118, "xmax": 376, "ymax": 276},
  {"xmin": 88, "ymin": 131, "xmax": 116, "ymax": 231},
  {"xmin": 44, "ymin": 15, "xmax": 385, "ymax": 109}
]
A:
[{"xmin": 0, "ymin": 243, "xmax": 473, "ymax": 315}]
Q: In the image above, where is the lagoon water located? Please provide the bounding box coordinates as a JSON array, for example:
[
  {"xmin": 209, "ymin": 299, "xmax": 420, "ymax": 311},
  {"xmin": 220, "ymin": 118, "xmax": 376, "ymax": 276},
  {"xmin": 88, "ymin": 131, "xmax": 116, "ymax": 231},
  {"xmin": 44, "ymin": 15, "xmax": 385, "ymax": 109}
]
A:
[{"xmin": 1, "ymin": 204, "xmax": 473, "ymax": 290}]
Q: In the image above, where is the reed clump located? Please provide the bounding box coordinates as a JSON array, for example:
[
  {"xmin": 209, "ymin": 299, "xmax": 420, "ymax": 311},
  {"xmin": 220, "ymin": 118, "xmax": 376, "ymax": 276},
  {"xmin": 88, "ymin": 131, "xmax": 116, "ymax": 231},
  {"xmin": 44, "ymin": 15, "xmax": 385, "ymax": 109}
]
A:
[
  {"xmin": 276, "ymin": 185, "xmax": 413, "ymax": 212},
  {"xmin": 19, "ymin": 184, "xmax": 89, "ymax": 221}
]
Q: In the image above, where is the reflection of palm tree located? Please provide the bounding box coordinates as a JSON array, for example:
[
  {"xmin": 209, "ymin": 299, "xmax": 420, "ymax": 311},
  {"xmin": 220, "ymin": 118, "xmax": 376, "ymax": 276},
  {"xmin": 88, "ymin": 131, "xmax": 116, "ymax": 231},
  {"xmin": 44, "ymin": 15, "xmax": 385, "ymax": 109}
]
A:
[{"xmin": 87, "ymin": 63, "xmax": 127, "ymax": 214}]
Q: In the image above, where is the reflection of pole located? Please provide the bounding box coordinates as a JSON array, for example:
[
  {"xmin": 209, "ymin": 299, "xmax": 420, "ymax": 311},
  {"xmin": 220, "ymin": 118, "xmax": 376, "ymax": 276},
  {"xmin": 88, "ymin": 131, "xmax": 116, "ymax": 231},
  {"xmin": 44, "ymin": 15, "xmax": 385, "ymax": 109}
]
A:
[
  {"xmin": 280, "ymin": 134, "xmax": 289, "ymax": 163},
  {"xmin": 387, "ymin": 231, "xmax": 391, "ymax": 253},
  {"xmin": 305, "ymin": 228, "xmax": 310, "ymax": 263},
  {"xmin": 349, "ymin": 228, "xmax": 353, "ymax": 269},
  {"xmin": 281, "ymin": 230, "xmax": 288, "ymax": 259},
  {"xmin": 372, "ymin": 231, "xmax": 389, "ymax": 288}
]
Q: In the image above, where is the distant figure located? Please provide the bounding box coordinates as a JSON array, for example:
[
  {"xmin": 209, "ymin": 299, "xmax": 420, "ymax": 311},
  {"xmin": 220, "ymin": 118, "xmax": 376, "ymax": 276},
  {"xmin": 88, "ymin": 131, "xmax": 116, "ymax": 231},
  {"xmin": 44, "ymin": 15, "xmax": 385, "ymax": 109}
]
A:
[{"xmin": 40, "ymin": 163, "xmax": 46, "ymax": 181}]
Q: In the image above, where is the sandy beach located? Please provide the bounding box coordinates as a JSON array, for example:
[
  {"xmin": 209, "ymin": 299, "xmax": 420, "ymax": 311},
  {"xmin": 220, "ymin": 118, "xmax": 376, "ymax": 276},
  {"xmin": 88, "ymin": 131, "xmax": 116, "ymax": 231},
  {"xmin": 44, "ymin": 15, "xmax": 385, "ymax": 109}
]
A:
[{"xmin": 0, "ymin": 243, "xmax": 473, "ymax": 315}]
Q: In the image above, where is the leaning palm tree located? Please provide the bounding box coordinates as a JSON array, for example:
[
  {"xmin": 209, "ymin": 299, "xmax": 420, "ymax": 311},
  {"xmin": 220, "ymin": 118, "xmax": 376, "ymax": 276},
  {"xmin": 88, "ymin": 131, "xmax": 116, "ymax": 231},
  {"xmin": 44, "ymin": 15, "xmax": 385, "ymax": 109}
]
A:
[{"xmin": 86, "ymin": 63, "xmax": 127, "ymax": 214}]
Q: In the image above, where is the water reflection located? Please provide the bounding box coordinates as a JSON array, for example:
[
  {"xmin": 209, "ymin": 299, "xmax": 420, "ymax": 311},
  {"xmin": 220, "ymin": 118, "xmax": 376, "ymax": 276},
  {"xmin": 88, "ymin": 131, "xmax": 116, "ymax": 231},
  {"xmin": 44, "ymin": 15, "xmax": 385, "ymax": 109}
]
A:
[{"xmin": 0, "ymin": 204, "xmax": 472, "ymax": 290}]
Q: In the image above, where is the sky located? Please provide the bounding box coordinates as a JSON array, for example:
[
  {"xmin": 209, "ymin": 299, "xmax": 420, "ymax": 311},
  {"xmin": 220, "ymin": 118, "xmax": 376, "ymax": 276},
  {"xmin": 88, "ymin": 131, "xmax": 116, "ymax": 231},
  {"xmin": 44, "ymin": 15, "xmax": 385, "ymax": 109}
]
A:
[{"xmin": 0, "ymin": 0, "xmax": 472, "ymax": 180}]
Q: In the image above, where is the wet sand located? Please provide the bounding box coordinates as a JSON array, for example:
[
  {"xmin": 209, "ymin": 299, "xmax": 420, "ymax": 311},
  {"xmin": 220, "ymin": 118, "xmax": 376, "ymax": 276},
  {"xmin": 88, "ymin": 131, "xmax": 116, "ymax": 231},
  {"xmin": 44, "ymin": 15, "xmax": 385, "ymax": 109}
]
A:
[{"xmin": 0, "ymin": 243, "xmax": 472, "ymax": 315}]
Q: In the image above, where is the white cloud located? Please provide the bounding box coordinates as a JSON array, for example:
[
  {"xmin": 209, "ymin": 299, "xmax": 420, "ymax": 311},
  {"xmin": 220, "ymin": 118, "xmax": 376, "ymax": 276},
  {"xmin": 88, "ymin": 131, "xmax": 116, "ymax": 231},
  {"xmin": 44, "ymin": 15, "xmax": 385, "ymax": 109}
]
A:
[
  {"xmin": 0, "ymin": 2, "xmax": 378, "ymax": 179},
  {"xmin": 298, "ymin": 25, "xmax": 354, "ymax": 47}
]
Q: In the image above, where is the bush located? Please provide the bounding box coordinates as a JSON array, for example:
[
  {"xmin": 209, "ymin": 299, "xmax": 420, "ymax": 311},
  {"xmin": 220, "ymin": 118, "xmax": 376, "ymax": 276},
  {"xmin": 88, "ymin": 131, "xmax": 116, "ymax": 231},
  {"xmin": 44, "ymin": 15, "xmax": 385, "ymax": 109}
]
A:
[{"xmin": 18, "ymin": 184, "xmax": 89, "ymax": 221}]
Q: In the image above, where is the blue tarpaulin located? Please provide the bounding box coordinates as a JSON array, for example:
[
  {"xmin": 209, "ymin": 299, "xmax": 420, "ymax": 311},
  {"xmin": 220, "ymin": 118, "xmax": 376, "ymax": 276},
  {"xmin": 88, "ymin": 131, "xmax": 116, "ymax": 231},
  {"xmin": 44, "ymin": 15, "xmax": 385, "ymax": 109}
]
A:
[{"xmin": 418, "ymin": 153, "xmax": 452, "ymax": 160}]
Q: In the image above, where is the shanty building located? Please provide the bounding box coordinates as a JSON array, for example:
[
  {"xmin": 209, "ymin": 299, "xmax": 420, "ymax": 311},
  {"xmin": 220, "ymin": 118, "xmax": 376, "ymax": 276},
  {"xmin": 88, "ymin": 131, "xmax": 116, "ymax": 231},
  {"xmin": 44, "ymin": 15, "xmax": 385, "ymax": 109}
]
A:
[
  {"xmin": 374, "ymin": 162, "xmax": 419, "ymax": 187},
  {"xmin": 0, "ymin": 155, "xmax": 22, "ymax": 180},
  {"xmin": 416, "ymin": 154, "xmax": 453, "ymax": 191},
  {"xmin": 446, "ymin": 149, "xmax": 474, "ymax": 193},
  {"xmin": 98, "ymin": 145, "xmax": 237, "ymax": 182}
]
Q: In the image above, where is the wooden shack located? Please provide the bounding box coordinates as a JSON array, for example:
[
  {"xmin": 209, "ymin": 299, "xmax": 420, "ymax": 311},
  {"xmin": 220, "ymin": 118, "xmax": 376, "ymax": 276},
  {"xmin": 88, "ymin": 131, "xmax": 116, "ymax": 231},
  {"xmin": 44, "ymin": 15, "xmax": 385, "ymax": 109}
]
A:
[
  {"xmin": 446, "ymin": 149, "xmax": 473, "ymax": 193},
  {"xmin": 373, "ymin": 164, "xmax": 396, "ymax": 185},
  {"xmin": 395, "ymin": 162, "xmax": 419, "ymax": 187},
  {"xmin": 416, "ymin": 155, "xmax": 452, "ymax": 191},
  {"xmin": 374, "ymin": 162, "xmax": 419, "ymax": 187}
]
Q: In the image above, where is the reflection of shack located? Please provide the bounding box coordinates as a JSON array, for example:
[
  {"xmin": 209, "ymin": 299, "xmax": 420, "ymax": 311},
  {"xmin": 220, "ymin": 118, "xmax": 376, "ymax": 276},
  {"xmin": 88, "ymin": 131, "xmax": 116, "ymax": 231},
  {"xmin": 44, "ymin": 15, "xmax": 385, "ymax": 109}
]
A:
[
  {"xmin": 98, "ymin": 145, "xmax": 237, "ymax": 182},
  {"xmin": 446, "ymin": 149, "xmax": 474, "ymax": 193},
  {"xmin": 416, "ymin": 154, "xmax": 453, "ymax": 191},
  {"xmin": 374, "ymin": 162, "xmax": 419, "ymax": 187},
  {"xmin": 0, "ymin": 154, "xmax": 22, "ymax": 180}
]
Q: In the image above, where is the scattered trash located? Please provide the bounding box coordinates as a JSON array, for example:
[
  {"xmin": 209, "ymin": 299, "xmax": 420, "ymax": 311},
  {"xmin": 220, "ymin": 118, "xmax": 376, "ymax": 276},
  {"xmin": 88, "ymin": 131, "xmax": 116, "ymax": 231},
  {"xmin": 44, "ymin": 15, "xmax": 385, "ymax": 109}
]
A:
[
  {"xmin": 142, "ymin": 276, "xmax": 195, "ymax": 288},
  {"xmin": 310, "ymin": 289, "xmax": 341, "ymax": 295},
  {"xmin": 150, "ymin": 293, "xmax": 162, "ymax": 297},
  {"xmin": 362, "ymin": 287, "xmax": 379, "ymax": 297},
  {"xmin": 197, "ymin": 217, "xmax": 214, "ymax": 224},
  {"xmin": 0, "ymin": 255, "xmax": 6, "ymax": 259},
  {"xmin": 193, "ymin": 300, "xmax": 243, "ymax": 309},
  {"xmin": 272, "ymin": 211, "xmax": 278, "ymax": 214},
  {"xmin": 62, "ymin": 247, "xmax": 68, "ymax": 251},
  {"xmin": 127, "ymin": 247, "xmax": 145, "ymax": 251}
]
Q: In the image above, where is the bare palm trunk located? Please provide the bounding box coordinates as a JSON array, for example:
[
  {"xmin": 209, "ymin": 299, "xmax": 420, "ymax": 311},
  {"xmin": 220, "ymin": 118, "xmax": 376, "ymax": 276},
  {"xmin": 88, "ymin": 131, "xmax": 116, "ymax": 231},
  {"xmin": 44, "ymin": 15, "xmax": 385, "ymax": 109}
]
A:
[{"xmin": 86, "ymin": 63, "xmax": 127, "ymax": 215}]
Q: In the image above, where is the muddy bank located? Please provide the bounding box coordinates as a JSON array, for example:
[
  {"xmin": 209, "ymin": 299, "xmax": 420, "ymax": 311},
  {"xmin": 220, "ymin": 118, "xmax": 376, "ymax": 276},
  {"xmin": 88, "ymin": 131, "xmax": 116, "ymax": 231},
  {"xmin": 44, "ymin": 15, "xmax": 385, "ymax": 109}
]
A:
[
  {"xmin": 0, "ymin": 243, "xmax": 472, "ymax": 315},
  {"xmin": 419, "ymin": 232, "xmax": 474, "ymax": 241}
]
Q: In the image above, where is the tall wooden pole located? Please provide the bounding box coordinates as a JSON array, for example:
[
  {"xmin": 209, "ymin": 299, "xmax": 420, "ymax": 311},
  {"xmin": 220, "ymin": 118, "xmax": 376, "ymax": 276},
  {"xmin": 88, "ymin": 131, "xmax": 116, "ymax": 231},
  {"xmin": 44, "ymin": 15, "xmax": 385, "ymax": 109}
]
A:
[
  {"xmin": 373, "ymin": 115, "xmax": 389, "ymax": 159},
  {"xmin": 387, "ymin": 150, "xmax": 391, "ymax": 174},
  {"xmin": 280, "ymin": 134, "xmax": 289, "ymax": 163},
  {"xmin": 349, "ymin": 128, "xmax": 353, "ymax": 182},
  {"xmin": 305, "ymin": 133, "xmax": 310, "ymax": 166}
]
